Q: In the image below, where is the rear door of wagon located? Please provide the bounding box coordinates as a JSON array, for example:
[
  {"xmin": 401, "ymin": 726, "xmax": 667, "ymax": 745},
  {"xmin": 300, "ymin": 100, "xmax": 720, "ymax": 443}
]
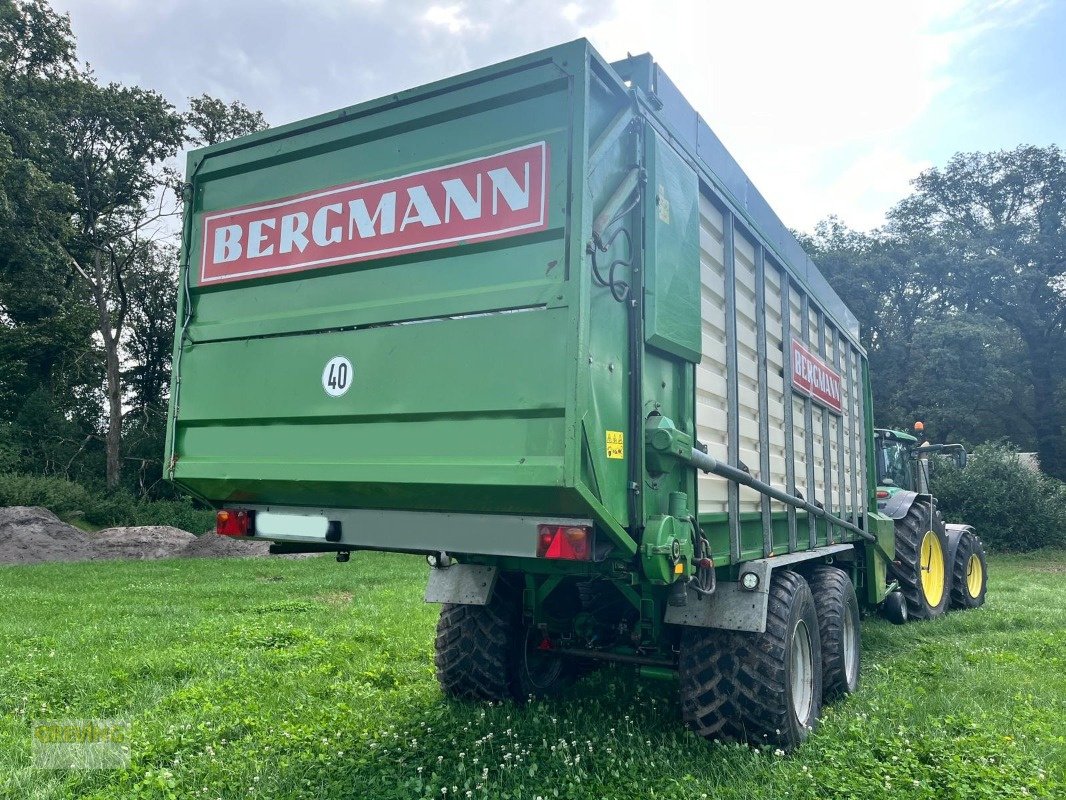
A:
[{"xmin": 167, "ymin": 47, "xmax": 580, "ymax": 516}]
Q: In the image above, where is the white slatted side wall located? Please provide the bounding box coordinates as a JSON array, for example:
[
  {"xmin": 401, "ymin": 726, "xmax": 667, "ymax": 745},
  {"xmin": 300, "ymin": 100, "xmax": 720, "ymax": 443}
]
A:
[
  {"xmin": 837, "ymin": 333, "xmax": 855, "ymax": 518},
  {"xmin": 733, "ymin": 230, "xmax": 762, "ymax": 512},
  {"xmin": 851, "ymin": 348, "xmax": 866, "ymax": 517},
  {"xmin": 808, "ymin": 305, "xmax": 827, "ymax": 507},
  {"xmin": 696, "ymin": 198, "xmax": 729, "ymax": 513},
  {"xmin": 825, "ymin": 328, "xmax": 841, "ymax": 516},
  {"xmin": 763, "ymin": 262, "xmax": 787, "ymax": 513},
  {"xmin": 788, "ymin": 286, "xmax": 810, "ymax": 506},
  {"xmin": 695, "ymin": 194, "xmax": 863, "ymax": 520}
]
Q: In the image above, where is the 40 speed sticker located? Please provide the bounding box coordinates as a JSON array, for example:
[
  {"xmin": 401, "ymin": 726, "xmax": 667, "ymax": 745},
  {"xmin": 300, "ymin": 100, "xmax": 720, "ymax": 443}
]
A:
[{"xmin": 322, "ymin": 356, "xmax": 353, "ymax": 397}]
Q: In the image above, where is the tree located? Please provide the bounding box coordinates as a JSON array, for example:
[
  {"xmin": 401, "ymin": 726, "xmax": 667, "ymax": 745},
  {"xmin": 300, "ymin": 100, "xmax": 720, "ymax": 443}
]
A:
[
  {"xmin": 124, "ymin": 242, "xmax": 177, "ymax": 412},
  {"xmin": 0, "ymin": 0, "xmax": 270, "ymax": 492},
  {"xmin": 804, "ymin": 217, "xmax": 1035, "ymax": 451},
  {"xmin": 43, "ymin": 76, "xmax": 185, "ymax": 488},
  {"xmin": 0, "ymin": 0, "xmax": 100, "ymax": 465},
  {"xmin": 0, "ymin": 0, "xmax": 75, "ymax": 83},
  {"xmin": 889, "ymin": 146, "xmax": 1066, "ymax": 477},
  {"xmin": 185, "ymin": 94, "xmax": 267, "ymax": 147}
]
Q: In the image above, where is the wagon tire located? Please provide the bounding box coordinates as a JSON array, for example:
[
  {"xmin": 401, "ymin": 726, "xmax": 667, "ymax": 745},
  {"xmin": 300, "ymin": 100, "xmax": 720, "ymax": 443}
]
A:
[
  {"xmin": 679, "ymin": 569, "xmax": 823, "ymax": 750},
  {"xmin": 434, "ymin": 580, "xmax": 516, "ymax": 702},
  {"xmin": 806, "ymin": 565, "xmax": 860, "ymax": 701},
  {"xmin": 891, "ymin": 501, "xmax": 949, "ymax": 620},
  {"xmin": 949, "ymin": 532, "xmax": 987, "ymax": 610},
  {"xmin": 508, "ymin": 626, "xmax": 575, "ymax": 701}
]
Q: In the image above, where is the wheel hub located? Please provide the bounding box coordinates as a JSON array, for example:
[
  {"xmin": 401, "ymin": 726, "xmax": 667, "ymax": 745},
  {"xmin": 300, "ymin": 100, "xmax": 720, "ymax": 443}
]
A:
[
  {"xmin": 919, "ymin": 530, "xmax": 945, "ymax": 607},
  {"xmin": 966, "ymin": 552, "xmax": 983, "ymax": 598},
  {"xmin": 790, "ymin": 619, "xmax": 814, "ymax": 725}
]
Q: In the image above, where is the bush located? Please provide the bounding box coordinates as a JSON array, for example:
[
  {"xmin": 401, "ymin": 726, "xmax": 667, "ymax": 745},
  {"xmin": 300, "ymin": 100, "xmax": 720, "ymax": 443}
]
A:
[
  {"xmin": 931, "ymin": 443, "xmax": 1066, "ymax": 551},
  {"xmin": 0, "ymin": 473, "xmax": 214, "ymax": 533},
  {"xmin": 0, "ymin": 473, "xmax": 93, "ymax": 516}
]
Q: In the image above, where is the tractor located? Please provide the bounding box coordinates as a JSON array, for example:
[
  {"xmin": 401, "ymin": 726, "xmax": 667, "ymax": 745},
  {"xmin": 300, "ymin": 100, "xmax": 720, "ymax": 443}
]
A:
[{"xmin": 874, "ymin": 423, "xmax": 988, "ymax": 623}]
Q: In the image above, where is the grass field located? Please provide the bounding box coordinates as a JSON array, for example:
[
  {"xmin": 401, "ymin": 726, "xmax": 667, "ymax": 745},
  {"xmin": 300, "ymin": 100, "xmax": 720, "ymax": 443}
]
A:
[{"xmin": 0, "ymin": 551, "xmax": 1063, "ymax": 800}]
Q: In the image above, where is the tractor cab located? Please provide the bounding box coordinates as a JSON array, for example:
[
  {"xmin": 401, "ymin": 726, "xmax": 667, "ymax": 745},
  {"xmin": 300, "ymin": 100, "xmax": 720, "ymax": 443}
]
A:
[{"xmin": 874, "ymin": 423, "xmax": 968, "ymax": 496}]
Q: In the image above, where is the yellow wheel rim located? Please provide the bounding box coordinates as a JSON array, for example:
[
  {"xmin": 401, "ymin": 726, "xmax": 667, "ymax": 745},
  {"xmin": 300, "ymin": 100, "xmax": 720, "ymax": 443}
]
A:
[
  {"xmin": 966, "ymin": 553, "xmax": 983, "ymax": 598},
  {"xmin": 919, "ymin": 531, "xmax": 945, "ymax": 607}
]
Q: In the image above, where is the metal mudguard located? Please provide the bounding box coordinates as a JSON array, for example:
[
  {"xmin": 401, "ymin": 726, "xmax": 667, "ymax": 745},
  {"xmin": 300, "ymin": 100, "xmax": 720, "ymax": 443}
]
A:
[
  {"xmin": 664, "ymin": 544, "xmax": 856, "ymax": 632},
  {"xmin": 425, "ymin": 564, "xmax": 499, "ymax": 606},
  {"xmin": 944, "ymin": 523, "xmax": 976, "ymax": 574},
  {"xmin": 877, "ymin": 489, "xmax": 931, "ymax": 520}
]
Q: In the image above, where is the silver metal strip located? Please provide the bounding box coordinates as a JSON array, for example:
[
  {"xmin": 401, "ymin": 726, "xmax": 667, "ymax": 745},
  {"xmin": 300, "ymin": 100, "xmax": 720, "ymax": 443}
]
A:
[
  {"xmin": 780, "ymin": 272, "xmax": 798, "ymax": 551},
  {"xmin": 754, "ymin": 244, "xmax": 772, "ymax": 557},
  {"xmin": 801, "ymin": 293, "xmax": 817, "ymax": 548},
  {"xmin": 832, "ymin": 327, "xmax": 847, "ymax": 539},
  {"xmin": 856, "ymin": 350, "xmax": 869, "ymax": 518},
  {"xmin": 723, "ymin": 211, "xmax": 741, "ymax": 562},
  {"xmin": 243, "ymin": 505, "xmax": 592, "ymax": 559},
  {"xmin": 848, "ymin": 346, "xmax": 860, "ymax": 526},
  {"xmin": 818, "ymin": 314, "xmax": 834, "ymax": 545}
]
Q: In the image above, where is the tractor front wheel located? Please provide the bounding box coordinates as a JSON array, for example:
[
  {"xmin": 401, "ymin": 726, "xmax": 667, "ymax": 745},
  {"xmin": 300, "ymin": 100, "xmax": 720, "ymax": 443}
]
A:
[{"xmin": 950, "ymin": 531, "xmax": 988, "ymax": 610}]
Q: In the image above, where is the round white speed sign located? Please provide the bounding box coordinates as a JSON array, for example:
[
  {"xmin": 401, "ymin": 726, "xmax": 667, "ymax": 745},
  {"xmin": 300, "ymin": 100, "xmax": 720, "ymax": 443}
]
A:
[{"xmin": 322, "ymin": 356, "xmax": 353, "ymax": 397}]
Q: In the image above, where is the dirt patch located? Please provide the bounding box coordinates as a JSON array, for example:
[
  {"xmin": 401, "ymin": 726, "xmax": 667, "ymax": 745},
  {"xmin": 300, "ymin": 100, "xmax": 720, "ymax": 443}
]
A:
[
  {"xmin": 317, "ymin": 590, "xmax": 354, "ymax": 606},
  {"xmin": 0, "ymin": 506, "xmax": 319, "ymax": 564},
  {"xmin": 178, "ymin": 533, "xmax": 274, "ymax": 558},
  {"xmin": 0, "ymin": 506, "xmax": 97, "ymax": 565},
  {"xmin": 92, "ymin": 526, "xmax": 197, "ymax": 560}
]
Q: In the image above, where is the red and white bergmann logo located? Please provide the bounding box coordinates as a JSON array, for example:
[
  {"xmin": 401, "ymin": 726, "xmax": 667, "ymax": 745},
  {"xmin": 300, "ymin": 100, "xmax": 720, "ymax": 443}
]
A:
[
  {"xmin": 791, "ymin": 340, "xmax": 844, "ymax": 415},
  {"xmin": 199, "ymin": 141, "xmax": 550, "ymax": 285}
]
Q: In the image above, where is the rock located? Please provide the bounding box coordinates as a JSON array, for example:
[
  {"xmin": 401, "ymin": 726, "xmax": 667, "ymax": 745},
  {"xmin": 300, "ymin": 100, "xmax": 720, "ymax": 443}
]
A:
[{"xmin": 0, "ymin": 506, "xmax": 96, "ymax": 565}]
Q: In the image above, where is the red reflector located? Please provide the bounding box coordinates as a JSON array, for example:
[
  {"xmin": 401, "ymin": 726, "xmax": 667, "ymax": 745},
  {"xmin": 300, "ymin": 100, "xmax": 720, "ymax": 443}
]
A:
[
  {"xmin": 216, "ymin": 509, "xmax": 254, "ymax": 537},
  {"xmin": 536, "ymin": 524, "xmax": 592, "ymax": 561},
  {"xmin": 876, "ymin": 490, "xmax": 890, "ymax": 499}
]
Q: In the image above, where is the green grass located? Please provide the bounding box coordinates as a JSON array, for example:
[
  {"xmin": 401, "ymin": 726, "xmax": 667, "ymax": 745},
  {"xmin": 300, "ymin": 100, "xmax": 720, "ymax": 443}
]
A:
[{"xmin": 0, "ymin": 552, "xmax": 1062, "ymax": 799}]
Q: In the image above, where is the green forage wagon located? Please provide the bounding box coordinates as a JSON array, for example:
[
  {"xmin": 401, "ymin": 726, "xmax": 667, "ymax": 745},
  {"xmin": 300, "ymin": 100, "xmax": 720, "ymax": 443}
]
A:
[{"xmin": 167, "ymin": 39, "xmax": 987, "ymax": 750}]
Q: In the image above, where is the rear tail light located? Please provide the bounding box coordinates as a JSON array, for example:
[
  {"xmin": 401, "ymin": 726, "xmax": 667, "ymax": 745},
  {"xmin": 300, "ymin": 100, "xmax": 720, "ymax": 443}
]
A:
[
  {"xmin": 876, "ymin": 490, "xmax": 890, "ymax": 499},
  {"xmin": 536, "ymin": 524, "xmax": 592, "ymax": 561},
  {"xmin": 216, "ymin": 509, "xmax": 254, "ymax": 537}
]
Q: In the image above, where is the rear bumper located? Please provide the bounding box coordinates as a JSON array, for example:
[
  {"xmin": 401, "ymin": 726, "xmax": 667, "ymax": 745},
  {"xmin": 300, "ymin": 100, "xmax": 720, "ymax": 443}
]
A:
[{"xmin": 240, "ymin": 504, "xmax": 592, "ymax": 559}]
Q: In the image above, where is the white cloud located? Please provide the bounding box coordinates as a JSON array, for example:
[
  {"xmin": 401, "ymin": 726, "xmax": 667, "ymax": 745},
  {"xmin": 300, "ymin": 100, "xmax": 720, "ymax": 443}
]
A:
[
  {"xmin": 583, "ymin": 0, "xmax": 1038, "ymax": 231},
  {"xmin": 51, "ymin": 0, "xmax": 1049, "ymax": 234},
  {"xmin": 422, "ymin": 4, "xmax": 478, "ymax": 34},
  {"xmin": 561, "ymin": 3, "xmax": 583, "ymax": 24}
]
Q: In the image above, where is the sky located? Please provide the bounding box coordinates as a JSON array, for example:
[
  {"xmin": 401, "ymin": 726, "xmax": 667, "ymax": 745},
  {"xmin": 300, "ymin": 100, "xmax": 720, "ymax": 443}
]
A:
[{"xmin": 50, "ymin": 0, "xmax": 1066, "ymax": 232}]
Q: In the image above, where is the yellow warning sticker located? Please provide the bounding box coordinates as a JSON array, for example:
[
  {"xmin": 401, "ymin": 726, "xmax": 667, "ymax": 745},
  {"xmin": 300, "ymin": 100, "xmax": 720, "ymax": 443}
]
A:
[
  {"xmin": 606, "ymin": 430, "xmax": 624, "ymax": 460},
  {"xmin": 657, "ymin": 185, "xmax": 670, "ymax": 224}
]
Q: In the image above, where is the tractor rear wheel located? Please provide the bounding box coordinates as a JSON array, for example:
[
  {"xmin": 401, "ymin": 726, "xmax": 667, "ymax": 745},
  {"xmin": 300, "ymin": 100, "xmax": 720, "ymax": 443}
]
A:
[
  {"xmin": 679, "ymin": 569, "xmax": 822, "ymax": 750},
  {"xmin": 891, "ymin": 501, "xmax": 949, "ymax": 620},
  {"xmin": 806, "ymin": 566, "xmax": 860, "ymax": 700},
  {"xmin": 950, "ymin": 532, "xmax": 988, "ymax": 610}
]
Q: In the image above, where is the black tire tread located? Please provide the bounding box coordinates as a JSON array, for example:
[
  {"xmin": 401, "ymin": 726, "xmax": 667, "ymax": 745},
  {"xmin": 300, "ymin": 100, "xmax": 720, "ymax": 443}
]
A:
[
  {"xmin": 434, "ymin": 585, "xmax": 514, "ymax": 701},
  {"xmin": 680, "ymin": 569, "xmax": 821, "ymax": 749},
  {"xmin": 950, "ymin": 532, "xmax": 988, "ymax": 610},
  {"xmin": 806, "ymin": 565, "xmax": 859, "ymax": 700},
  {"xmin": 891, "ymin": 501, "xmax": 948, "ymax": 620}
]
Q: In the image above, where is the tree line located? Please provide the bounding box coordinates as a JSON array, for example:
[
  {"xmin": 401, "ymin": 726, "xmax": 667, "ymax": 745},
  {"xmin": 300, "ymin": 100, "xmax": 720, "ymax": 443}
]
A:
[
  {"xmin": 0, "ymin": 0, "xmax": 1063, "ymax": 506},
  {"xmin": 0, "ymin": 1, "xmax": 265, "ymax": 496},
  {"xmin": 802, "ymin": 146, "xmax": 1066, "ymax": 479}
]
